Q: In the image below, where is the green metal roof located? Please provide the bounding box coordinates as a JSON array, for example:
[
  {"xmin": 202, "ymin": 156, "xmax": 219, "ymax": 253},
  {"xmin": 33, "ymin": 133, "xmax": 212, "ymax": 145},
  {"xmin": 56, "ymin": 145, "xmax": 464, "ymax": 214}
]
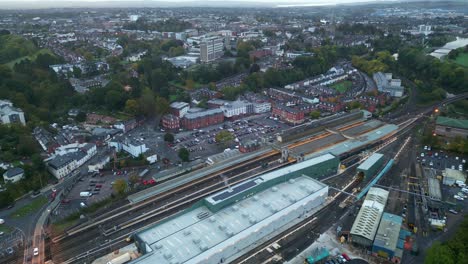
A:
[{"xmin": 436, "ymin": 116, "xmax": 468, "ymax": 130}]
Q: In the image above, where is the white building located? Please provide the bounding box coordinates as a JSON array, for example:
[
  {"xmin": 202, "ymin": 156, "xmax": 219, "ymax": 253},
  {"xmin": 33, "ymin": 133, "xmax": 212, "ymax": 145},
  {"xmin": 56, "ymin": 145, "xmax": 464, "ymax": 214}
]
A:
[
  {"xmin": 88, "ymin": 156, "xmax": 110, "ymax": 173},
  {"xmin": 110, "ymin": 137, "xmax": 148, "ymax": 158},
  {"xmin": 373, "ymin": 72, "xmax": 404, "ymax": 97},
  {"xmin": 200, "ymin": 36, "xmax": 224, "ymax": 63},
  {"xmin": 253, "ymin": 102, "xmax": 271, "ymax": 114},
  {"xmin": 170, "ymin": 101, "xmax": 190, "ymax": 118},
  {"xmin": 47, "ymin": 143, "xmax": 97, "ymax": 179},
  {"xmin": 220, "ymin": 100, "xmax": 254, "ymax": 118},
  {"xmin": 3, "ymin": 167, "xmax": 24, "ymax": 183},
  {"xmin": 0, "ymin": 100, "xmax": 26, "ymax": 125},
  {"xmin": 132, "ymin": 165, "xmax": 329, "ymax": 264}
]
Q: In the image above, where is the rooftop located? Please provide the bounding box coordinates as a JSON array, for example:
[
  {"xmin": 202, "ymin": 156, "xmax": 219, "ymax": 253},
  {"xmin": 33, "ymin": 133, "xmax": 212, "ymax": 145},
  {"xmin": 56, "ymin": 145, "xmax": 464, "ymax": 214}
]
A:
[
  {"xmin": 135, "ymin": 175, "xmax": 328, "ymax": 264},
  {"xmin": 48, "ymin": 151, "xmax": 86, "ymax": 170},
  {"xmin": 350, "ymin": 187, "xmax": 389, "ymax": 242},
  {"xmin": 4, "ymin": 167, "xmax": 24, "ymax": 178},
  {"xmin": 427, "ymin": 177, "xmax": 442, "ymax": 201},
  {"xmin": 358, "ymin": 153, "xmax": 384, "ymax": 171},
  {"xmin": 306, "ymin": 124, "xmax": 398, "ymax": 159},
  {"xmin": 373, "ymin": 213, "xmax": 403, "ymax": 253},
  {"xmin": 170, "ymin": 102, "xmax": 190, "ymax": 110},
  {"xmin": 184, "ymin": 108, "xmax": 223, "ymax": 120},
  {"xmin": 443, "ymin": 169, "xmax": 466, "ymax": 181},
  {"xmin": 436, "ymin": 116, "xmax": 468, "ymax": 130},
  {"xmin": 205, "ymin": 153, "xmax": 336, "ymax": 209}
]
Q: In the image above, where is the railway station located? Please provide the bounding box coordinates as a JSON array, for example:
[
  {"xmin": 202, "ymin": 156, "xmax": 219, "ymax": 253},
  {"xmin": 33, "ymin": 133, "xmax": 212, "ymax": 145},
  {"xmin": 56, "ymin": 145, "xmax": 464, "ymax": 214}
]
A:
[{"xmin": 131, "ymin": 154, "xmax": 333, "ymax": 264}]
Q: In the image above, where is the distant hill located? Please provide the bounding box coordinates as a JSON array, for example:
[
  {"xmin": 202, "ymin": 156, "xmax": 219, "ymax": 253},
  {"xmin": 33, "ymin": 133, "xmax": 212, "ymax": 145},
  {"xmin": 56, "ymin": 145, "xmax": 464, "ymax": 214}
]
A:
[{"xmin": 0, "ymin": 0, "xmax": 466, "ymax": 9}]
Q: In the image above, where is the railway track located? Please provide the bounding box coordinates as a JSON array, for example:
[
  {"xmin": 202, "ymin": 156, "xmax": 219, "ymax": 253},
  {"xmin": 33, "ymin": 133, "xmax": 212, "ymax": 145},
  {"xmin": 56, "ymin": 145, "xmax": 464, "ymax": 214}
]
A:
[
  {"xmin": 51, "ymin": 158, "xmax": 294, "ymax": 263},
  {"xmin": 50, "ymin": 118, "xmax": 403, "ymax": 263},
  {"xmin": 55, "ymin": 150, "xmax": 280, "ymax": 241}
]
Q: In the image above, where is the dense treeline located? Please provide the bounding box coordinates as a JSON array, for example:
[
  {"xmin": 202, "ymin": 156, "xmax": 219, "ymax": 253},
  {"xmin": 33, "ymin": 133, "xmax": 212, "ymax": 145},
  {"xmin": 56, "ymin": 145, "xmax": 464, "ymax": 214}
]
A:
[
  {"xmin": 336, "ymin": 23, "xmax": 381, "ymax": 35},
  {"xmin": 448, "ymin": 45, "xmax": 468, "ymax": 60},
  {"xmin": 425, "ymin": 216, "xmax": 468, "ymax": 264},
  {"xmin": 0, "ymin": 124, "xmax": 51, "ymax": 208},
  {"xmin": 123, "ymin": 18, "xmax": 192, "ymax": 33},
  {"xmin": 398, "ymin": 47, "xmax": 468, "ymax": 94},
  {"xmin": 0, "ymin": 33, "xmax": 37, "ymax": 64}
]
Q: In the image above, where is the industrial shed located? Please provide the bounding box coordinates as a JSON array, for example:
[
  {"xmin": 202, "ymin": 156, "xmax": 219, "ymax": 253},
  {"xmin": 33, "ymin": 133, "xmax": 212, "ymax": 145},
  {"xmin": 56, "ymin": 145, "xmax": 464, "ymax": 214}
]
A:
[
  {"xmin": 131, "ymin": 154, "xmax": 335, "ymax": 264},
  {"xmin": 372, "ymin": 213, "xmax": 403, "ymax": 262},
  {"xmin": 350, "ymin": 187, "xmax": 389, "ymax": 247},
  {"xmin": 357, "ymin": 153, "xmax": 384, "ymax": 179},
  {"xmin": 442, "ymin": 169, "xmax": 466, "ymax": 186}
]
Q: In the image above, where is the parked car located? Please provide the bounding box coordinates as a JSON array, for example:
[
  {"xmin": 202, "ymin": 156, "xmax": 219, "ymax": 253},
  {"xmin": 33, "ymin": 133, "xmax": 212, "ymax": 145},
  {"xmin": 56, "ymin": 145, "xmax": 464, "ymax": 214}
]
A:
[
  {"xmin": 6, "ymin": 247, "xmax": 14, "ymax": 255},
  {"xmin": 61, "ymin": 199, "xmax": 71, "ymax": 204},
  {"xmin": 0, "ymin": 219, "xmax": 4, "ymax": 224},
  {"xmin": 33, "ymin": 247, "xmax": 39, "ymax": 256},
  {"xmin": 454, "ymin": 195, "xmax": 464, "ymax": 201},
  {"xmin": 449, "ymin": 209, "xmax": 458, "ymax": 214},
  {"xmin": 341, "ymin": 253, "xmax": 351, "ymax": 261}
]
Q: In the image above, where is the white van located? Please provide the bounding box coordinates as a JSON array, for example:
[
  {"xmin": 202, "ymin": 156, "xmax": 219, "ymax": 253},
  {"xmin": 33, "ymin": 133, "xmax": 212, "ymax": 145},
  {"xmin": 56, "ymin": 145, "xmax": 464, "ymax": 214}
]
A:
[
  {"xmin": 455, "ymin": 181, "xmax": 466, "ymax": 188},
  {"xmin": 461, "ymin": 187, "xmax": 468, "ymax": 194},
  {"xmin": 80, "ymin": 192, "xmax": 92, "ymax": 197}
]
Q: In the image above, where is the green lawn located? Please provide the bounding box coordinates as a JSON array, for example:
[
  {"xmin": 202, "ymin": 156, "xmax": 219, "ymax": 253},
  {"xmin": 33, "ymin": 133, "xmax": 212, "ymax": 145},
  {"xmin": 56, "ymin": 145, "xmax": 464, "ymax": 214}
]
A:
[
  {"xmin": 52, "ymin": 218, "xmax": 79, "ymax": 234},
  {"xmin": 5, "ymin": 49, "xmax": 55, "ymax": 68},
  {"xmin": 9, "ymin": 196, "xmax": 48, "ymax": 218},
  {"xmin": 330, "ymin": 80, "xmax": 352, "ymax": 93},
  {"xmin": 0, "ymin": 225, "xmax": 14, "ymax": 234},
  {"xmin": 454, "ymin": 53, "xmax": 468, "ymax": 68}
]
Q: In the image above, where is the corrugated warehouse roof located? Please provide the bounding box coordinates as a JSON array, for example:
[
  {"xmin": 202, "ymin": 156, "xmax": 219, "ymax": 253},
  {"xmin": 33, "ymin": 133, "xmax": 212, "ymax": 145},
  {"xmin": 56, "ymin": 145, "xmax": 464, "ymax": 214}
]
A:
[
  {"xmin": 436, "ymin": 116, "xmax": 468, "ymax": 130},
  {"xmin": 350, "ymin": 187, "xmax": 389, "ymax": 242},
  {"xmin": 427, "ymin": 177, "xmax": 442, "ymax": 201},
  {"xmin": 134, "ymin": 175, "xmax": 328, "ymax": 264},
  {"xmin": 358, "ymin": 153, "xmax": 384, "ymax": 171},
  {"xmin": 373, "ymin": 213, "xmax": 403, "ymax": 253}
]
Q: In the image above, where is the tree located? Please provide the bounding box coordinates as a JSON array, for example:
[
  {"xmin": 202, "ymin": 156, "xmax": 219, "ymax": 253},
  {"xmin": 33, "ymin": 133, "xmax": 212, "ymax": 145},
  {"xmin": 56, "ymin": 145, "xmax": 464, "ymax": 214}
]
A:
[
  {"xmin": 112, "ymin": 179, "xmax": 127, "ymax": 195},
  {"xmin": 215, "ymin": 130, "xmax": 234, "ymax": 146},
  {"xmin": 164, "ymin": 133, "xmax": 175, "ymax": 143},
  {"xmin": 178, "ymin": 147, "xmax": 190, "ymax": 162},
  {"xmin": 124, "ymin": 99, "xmax": 139, "ymax": 115},
  {"xmin": 75, "ymin": 111, "xmax": 87, "ymax": 122},
  {"xmin": 0, "ymin": 190, "xmax": 14, "ymax": 209},
  {"xmin": 128, "ymin": 174, "xmax": 139, "ymax": 189},
  {"xmin": 155, "ymin": 96, "xmax": 170, "ymax": 115},
  {"xmin": 105, "ymin": 90, "xmax": 125, "ymax": 110},
  {"xmin": 72, "ymin": 66, "xmax": 82, "ymax": 78},
  {"xmin": 425, "ymin": 242, "xmax": 455, "ymax": 264},
  {"xmin": 310, "ymin": 110, "xmax": 321, "ymax": 119},
  {"xmin": 138, "ymin": 88, "xmax": 156, "ymax": 117}
]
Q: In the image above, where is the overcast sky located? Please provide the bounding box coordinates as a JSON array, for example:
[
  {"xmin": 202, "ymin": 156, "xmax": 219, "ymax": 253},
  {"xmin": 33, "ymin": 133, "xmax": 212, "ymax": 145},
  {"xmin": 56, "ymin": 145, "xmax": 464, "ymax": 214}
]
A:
[{"xmin": 0, "ymin": 0, "xmax": 400, "ymax": 9}]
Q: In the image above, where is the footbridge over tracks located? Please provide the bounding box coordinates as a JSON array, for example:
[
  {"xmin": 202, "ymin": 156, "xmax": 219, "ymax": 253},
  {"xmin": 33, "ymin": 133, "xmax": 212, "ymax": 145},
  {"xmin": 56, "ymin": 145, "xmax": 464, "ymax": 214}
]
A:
[{"xmin": 324, "ymin": 127, "xmax": 356, "ymax": 140}]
